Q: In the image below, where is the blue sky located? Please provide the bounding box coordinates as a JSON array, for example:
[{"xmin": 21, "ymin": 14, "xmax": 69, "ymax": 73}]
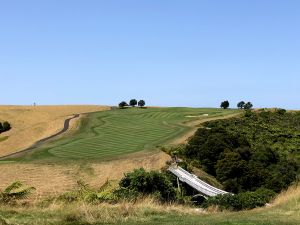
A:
[{"xmin": 0, "ymin": 0, "xmax": 299, "ymax": 109}]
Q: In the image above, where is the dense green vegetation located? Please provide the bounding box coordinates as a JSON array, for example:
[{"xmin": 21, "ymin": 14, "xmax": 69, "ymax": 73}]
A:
[
  {"xmin": 0, "ymin": 121, "xmax": 11, "ymax": 134},
  {"xmin": 15, "ymin": 107, "xmax": 236, "ymax": 161},
  {"xmin": 171, "ymin": 109, "xmax": 299, "ymax": 195},
  {"xmin": 203, "ymin": 188, "xmax": 276, "ymax": 210},
  {"xmin": 118, "ymin": 168, "xmax": 176, "ymax": 202}
]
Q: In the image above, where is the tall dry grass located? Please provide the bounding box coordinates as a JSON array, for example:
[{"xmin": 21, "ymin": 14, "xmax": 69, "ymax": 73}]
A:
[
  {"xmin": 0, "ymin": 184, "xmax": 299, "ymax": 225},
  {"xmin": 0, "ymin": 151, "xmax": 170, "ymax": 200},
  {"xmin": 4, "ymin": 197, "xmax": 199, "ymax": 224}
]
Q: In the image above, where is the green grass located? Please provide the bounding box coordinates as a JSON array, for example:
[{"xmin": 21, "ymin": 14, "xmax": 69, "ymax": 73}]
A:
[
  {"xmin": 0, "ymin": 161, "xmax": 15, "ymax": 164},
  {"xmin": 0, "ymin": 136, "xmax": 8, "ymax": 142},
  {"xmin": 14, "ymin": 107, "xmax": 238, "ymax": 161}
]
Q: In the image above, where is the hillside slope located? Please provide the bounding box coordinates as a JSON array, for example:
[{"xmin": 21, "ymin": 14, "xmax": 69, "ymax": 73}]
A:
[
  {"xmin": 0, "ymin": 105, "xmax": 109, "ymax": 157},
  {"xmin": 15, "ymin": 107, "xmax": 238, "ymax": 161}
]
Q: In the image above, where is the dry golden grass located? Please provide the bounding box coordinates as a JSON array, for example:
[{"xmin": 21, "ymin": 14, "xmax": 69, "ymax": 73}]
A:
[
  {"xmin": 0, "ymin": 151, "xmax": 170, "ymax": 200},
  {"xmin": 271, "ymin": 183, "xmax": 300, "ymax": 207},
  {"xmin": 0, "ymin": 105, "xmax": 110, "ymax": 157},
  {"xmin": 0, "ymin": 186, "xmax": 299, "ymax": 225},
  {"xmin": 0, "ymin": 197, "xmax": 200, "ymax": 225}
]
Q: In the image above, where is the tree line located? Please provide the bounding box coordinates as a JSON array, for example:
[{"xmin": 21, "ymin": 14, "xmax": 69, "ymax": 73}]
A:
[
  {"xmin": 220, "ymin": 100, "xmax": 253, "ymax": 109},
  {"xmin": 119, "ymin": 99, "xmax": 146, "ymax": 109},
  {"xmin": 0, "ymin": 121, "xmax": 11, "ymax": 134}
]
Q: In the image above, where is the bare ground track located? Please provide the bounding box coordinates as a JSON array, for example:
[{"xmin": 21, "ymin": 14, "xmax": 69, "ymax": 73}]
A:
[{"xmin": 0, "ymin": 114, "xmax": 80, "ymax": 160}]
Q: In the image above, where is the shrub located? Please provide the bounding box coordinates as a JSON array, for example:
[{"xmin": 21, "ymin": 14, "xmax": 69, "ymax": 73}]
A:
[
  {"xmin": 0, "ymin": 121, "xmax": 11, "ymax": 133},
  {"xmin": 119, "ymin": 168, "xmax": 176, "ymax": 202},
  {"xmin": 276, "ymin": 108, "xmax": 287, "ymax": 115},
  {"xmin": 113, "ymin": 187, "xmax": 140, "ymax": 201},
  {"xmin": 2, "ymin": 122, "xmax": 11, "ymax": 132},
  {"xmin": 58, "ymin": 180, "xmax": 118, "ymax": 203},
  {"xmin": 203, "ymin": 188, "xmax": 276, "ymax": 211}
]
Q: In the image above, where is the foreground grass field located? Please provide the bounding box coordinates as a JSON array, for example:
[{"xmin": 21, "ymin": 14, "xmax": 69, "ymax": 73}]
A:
[
  {"xmin": 16, "ymin": 107, "xmax": 238, "ymax": 161},
  {"xmin": 0, "ymin": 185, "xmax": 299, "ymax": 225}
]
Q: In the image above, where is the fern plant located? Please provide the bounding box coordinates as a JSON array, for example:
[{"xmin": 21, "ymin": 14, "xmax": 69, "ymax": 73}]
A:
[{"xmin": 0, "ymin": 181, "xmax": 36, "ymax": 204}]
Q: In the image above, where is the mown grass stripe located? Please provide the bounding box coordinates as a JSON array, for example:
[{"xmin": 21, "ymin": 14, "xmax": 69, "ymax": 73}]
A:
[{"xmin": 25, "ymin": 107, "xmax": 238, "ymax": 160}]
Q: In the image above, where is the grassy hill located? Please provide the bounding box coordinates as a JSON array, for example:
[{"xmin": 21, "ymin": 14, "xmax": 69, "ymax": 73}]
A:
[
  {"xmin": 13, "ymin": 107, "xmax": 238, "ymax": 161},
  {"xmin": 0, "ymin": 105, "xmax": 109, "ymax": 157},
  {"xmin": 0, "ymin": 107, "xmax": 238, "ymax": 200}
]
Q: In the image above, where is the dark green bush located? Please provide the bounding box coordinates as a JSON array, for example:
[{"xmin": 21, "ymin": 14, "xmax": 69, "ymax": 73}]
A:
[
  {"xmin": 276, "ymin": 108, "xmax": 287, "ymax": 115},
  {"xmin": 119, "ymin": 168, "xmax": 176, "ymax": 202},
  {"xmin": 0, "ymin": 121, "xmax": 11, "ymax": 133},
  {"xmin": 2, "ymin": 122, "xmax": 11, "ymax": 132},
  {"xmin": 113, "ymin": 187, "xmax": 140, "ymax": 201},
  {"xmin": 203, "ymin": 188, "xmax": 276, "ymax": 211}
]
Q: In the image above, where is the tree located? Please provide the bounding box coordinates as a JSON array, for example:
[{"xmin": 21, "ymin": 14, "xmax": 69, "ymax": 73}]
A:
[
  {"xmin": 0, "ymin": 122, "xmax": 3, "ymax": 133},
  {"xmin": 138, "ymin": 100, "xmax": 145, "ymax": 108},
  {"xmin": 237, "ymin": 101, "xmax": 245, "ymax": 109},
  {"xmin": 220, "ymin": 100, "xmax": 230, "ymax": 109},
  {"xmin": 2, "ymin": 122, "xmax": 10, "ymax": 132},
  {"xmin": 244, "ymin": 102, "xmax": 253, "ymax": 110},
  {"xmin": 129, "ymin": 99, "xmax": 137, "ymax": 107},
  {"xmin": 119, "ymin": 101, "xmax": 128, "ymax": 109}
]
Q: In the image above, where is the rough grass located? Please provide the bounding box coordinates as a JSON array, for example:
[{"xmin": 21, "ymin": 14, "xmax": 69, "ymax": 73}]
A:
[
  {"xmin": 0, "ymin": 105, "xmax": 110, "ymax": 157},
  {"xmin": 0, "ymin": 185, "xmax": 299, "ymax": 225},
  {"xmin": 19, "ymin": 107, "xmax": 238, "ymax": 161},
  {"xmin": 0, "ymin": 152, "xmax": 170, "ymax": 199}
]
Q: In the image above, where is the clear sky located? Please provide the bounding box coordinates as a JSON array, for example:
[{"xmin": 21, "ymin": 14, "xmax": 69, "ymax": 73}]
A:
[{"xmin": 0, "ymin": 1, "xmax": 299, "ymax": 109}]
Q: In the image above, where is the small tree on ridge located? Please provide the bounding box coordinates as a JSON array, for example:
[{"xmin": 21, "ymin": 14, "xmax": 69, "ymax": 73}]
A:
[
  {"xmin": 129, "ymin": 99, "xmax": 138, "ymax": 107},
  {"xmin": 119, "ymin": 101, "xmax": 128, "ymax": 109},
  {"xmin": 237, "ymin": 101, "xmax": 245, "ymax": 109},
  {"xmin": 221, "ymin": 100, "xmax": 230, "ymax": 109},
  {"xmin": 138, "ymin": 100, "xmax": 146, "ymax": 108},
  {"xmin": 244, "ymin": 102, "xmax": 253, "ymax": 110}
]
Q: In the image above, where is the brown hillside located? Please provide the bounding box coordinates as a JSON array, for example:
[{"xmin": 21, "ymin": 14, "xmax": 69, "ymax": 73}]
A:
[{"xmin": 0, "ymin": 105, "xmax": 109, "ymax": 157}]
